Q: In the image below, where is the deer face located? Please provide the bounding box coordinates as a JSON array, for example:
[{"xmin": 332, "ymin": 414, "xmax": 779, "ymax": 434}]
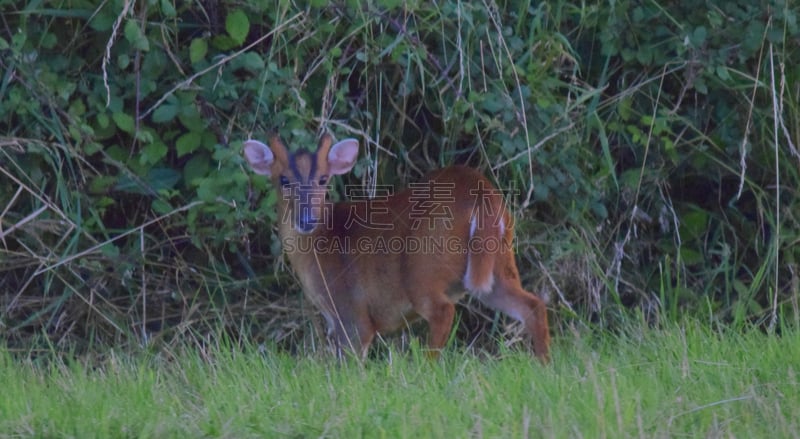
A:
[{"xmin": 243, "ymin": 133, "xmax": 358, "ymax": 234}]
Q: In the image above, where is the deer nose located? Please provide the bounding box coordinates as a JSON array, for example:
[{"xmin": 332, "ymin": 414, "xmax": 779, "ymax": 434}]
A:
[
  {"xmin": 293, "ymin": 187, "xmax": 325, "ymax": 234},
  {"xmin": 295, "ymin": 201, "xmax": 322, "ymax": 234},
  {"xmin": 295, "ymin": 214, "xmax": 318, "ymax": 234}
]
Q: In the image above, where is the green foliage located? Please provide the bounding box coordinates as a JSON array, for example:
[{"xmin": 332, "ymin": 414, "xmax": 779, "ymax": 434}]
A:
[
  {"xmin": 570, "ymin": 0, "xmax": 800, "ymax": 328},
  {"xmin": 0, "ymin": 0, "xmax": 799, "ymax": 353}
]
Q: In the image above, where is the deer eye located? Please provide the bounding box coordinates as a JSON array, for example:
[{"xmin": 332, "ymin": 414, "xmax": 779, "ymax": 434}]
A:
[
  {"xmin": 279, "ymin": 176, "xmax": 290, "ymax": 187},
  {"xmin": 318, "ymin": 175, "xmax": 329, "ymax": 185}
]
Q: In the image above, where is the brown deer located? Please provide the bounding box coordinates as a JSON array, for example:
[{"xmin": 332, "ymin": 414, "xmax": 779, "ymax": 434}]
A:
[{"xmin": 243, "ymin": 133, "xmax": 550, "ymax": 362}]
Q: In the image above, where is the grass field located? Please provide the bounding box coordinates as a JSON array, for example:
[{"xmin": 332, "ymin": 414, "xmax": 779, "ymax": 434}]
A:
[{"xmin": 1, "ymin": 322, "xmax": 796, "ymax": 438}]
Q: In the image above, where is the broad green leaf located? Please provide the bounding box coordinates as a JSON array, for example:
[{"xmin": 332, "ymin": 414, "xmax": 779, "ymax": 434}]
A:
[
  {"xmin": 117, "ymin": 53, "xmax": 130, "ymax": 69},
  {"xmin": 183, "ymin": 153, "xmax": 210, "ymax": 186},
  {"xmin": 123, "ymin": 20, "xmax": 149, "ymax": 51},
  {"xmin": 693, "ymin": 77, "xmax": 708, "ymax": 94},
  {"xmin": 189, "ymin": 38, "xmax": 208, "ymax": 64},
  {"xmin": 112, "ymin": 112, "xmax": 135, "ymax": 133},
  {"xmin": 96, "ymin": 196, "xmax": 115, "ymax": 209},
  {"xmin": 106, "ymin": 144, "xmax": 126, "ymax": 162},
  {"xmin": 68, "ymin": 125, "xmax": 83, "ymax": 143},
  {"xmin": 196, "ymin": 178, "xmax": 217, "ymax": 203},
  {"xmin": 89, "ymin": 7, "xmax": 115, "ymax": 31},
  {"xmin": 211, "ymin": 35, "xmax": 236, "ymax": 51},
  {"xmin": 239, "ymin": 52, "xmax": 265, "ymax": 71},
  {"xmin": 96, "ymin": 113, "xmax": 109, "ymax": 129},
  {"xmin": 481, "ymin": 95, "xmax": 505, "ymax": 113},
  {"xmin": 89, "ymin": 176, "xmax": 116, "ymax": 193},
  {"xmin": 141, "ymin": 141, "xmax": 168, "ymax": 165},
  {"xmin": 715, "ymin": 66, "xmax": 731, "ymax": 81},
  {"xmin": 681, "ymin": 209, "xmax": 709, "ymax": 239},
  {"xmin": 84, "ymin": 142, "xmax": 103, "ymax": 155},
  {"xmin": 146, "ymin": 168, "xmax": 181, "ymax": 192},
  {"xmin": 178, "ymin": 108, "xmax": 206, "ymax": 132},
  {"xmin": 152, "ymin": 104, "xmax": 178, "ymax": 123},
  {"xmin": 41, "ymin": 32, "xmax": 57, "ymax": 49},
  {"xmin": 160, "ymin": 0, "xmax": 176, "ymax": 18},
  {"xmin": 176, "ymin": 132, "xmax": 202, "ymax": 157},
  {"xmin": 590, "ymin": 202, "xmax": 608, "ymax": 219},
  {"xmin": 135, "ymin": 130, "xmax": 154, "ymax": 144},
  {"xmin": 689, "ymin": 26, "xmax": 707, "ymax": 47},
  {"xmin": 226, "ymin": 9, "xmax": 249, "ymax": 46},
  {"xmin": 123, "ymin": 20, "xmax": 139, "ymax": 43},
  {"xmin": 679, "ymin": 247, "xmax": 704, "ymax": 266},
  {"xmin": 100, "ymin": 242, "xmax": 120, "ymax": 258},
  {"xmin": 68, "ymin": 99, "xmax": 86, "ymax": 117},
  {"xmin": 151, "ymin": 198, "xmax": 173, "ymax": 215}
]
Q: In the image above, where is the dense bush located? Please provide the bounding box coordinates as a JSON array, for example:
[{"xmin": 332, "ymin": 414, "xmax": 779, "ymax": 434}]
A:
[{"xmin": 1, "ymin": 0, "xmax": 798, "ymax": 353}]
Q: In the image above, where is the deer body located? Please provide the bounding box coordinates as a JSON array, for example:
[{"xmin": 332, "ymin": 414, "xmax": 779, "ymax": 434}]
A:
[{"xmin": 244, "ymin": 134, "xmax": 550, "ymax": 361}]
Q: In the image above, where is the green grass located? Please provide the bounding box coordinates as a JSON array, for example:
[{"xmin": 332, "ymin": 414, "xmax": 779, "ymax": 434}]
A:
[{"xmin": 1, "ymin": 323, "xmax": 797, "ymax": 438}]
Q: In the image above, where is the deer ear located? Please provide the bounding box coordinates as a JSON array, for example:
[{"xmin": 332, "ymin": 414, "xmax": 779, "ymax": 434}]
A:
[
  {"xmin": 327, "ymin": 139, "xmax": 359, "ymax": 175},
  {"xmin": 243, "ymin": 140, "xmax": 275, "ymax": 176}
]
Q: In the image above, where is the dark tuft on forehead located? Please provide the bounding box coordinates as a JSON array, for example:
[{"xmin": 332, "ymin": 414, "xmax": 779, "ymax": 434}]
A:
[{"xmin": 289, "ymin": 148, "xmax": 317, "ymax": 182}]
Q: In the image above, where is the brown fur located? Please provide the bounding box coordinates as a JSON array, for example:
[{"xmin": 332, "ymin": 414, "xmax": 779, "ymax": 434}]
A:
[{"xmin": 244, "ymin": 134, "xmax": 550, "ymax": 362}]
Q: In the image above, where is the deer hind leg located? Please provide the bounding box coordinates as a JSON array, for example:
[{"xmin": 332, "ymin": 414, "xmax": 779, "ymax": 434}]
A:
[{"xmin": 475, "ymin": 251, "xmax": 551, "ymax": 363}]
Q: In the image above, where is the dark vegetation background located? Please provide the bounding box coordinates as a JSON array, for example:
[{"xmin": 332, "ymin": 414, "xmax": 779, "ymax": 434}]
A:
[{"xmin": 1, "ymin": 0, "xmax": 798, "ymax": 356}]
